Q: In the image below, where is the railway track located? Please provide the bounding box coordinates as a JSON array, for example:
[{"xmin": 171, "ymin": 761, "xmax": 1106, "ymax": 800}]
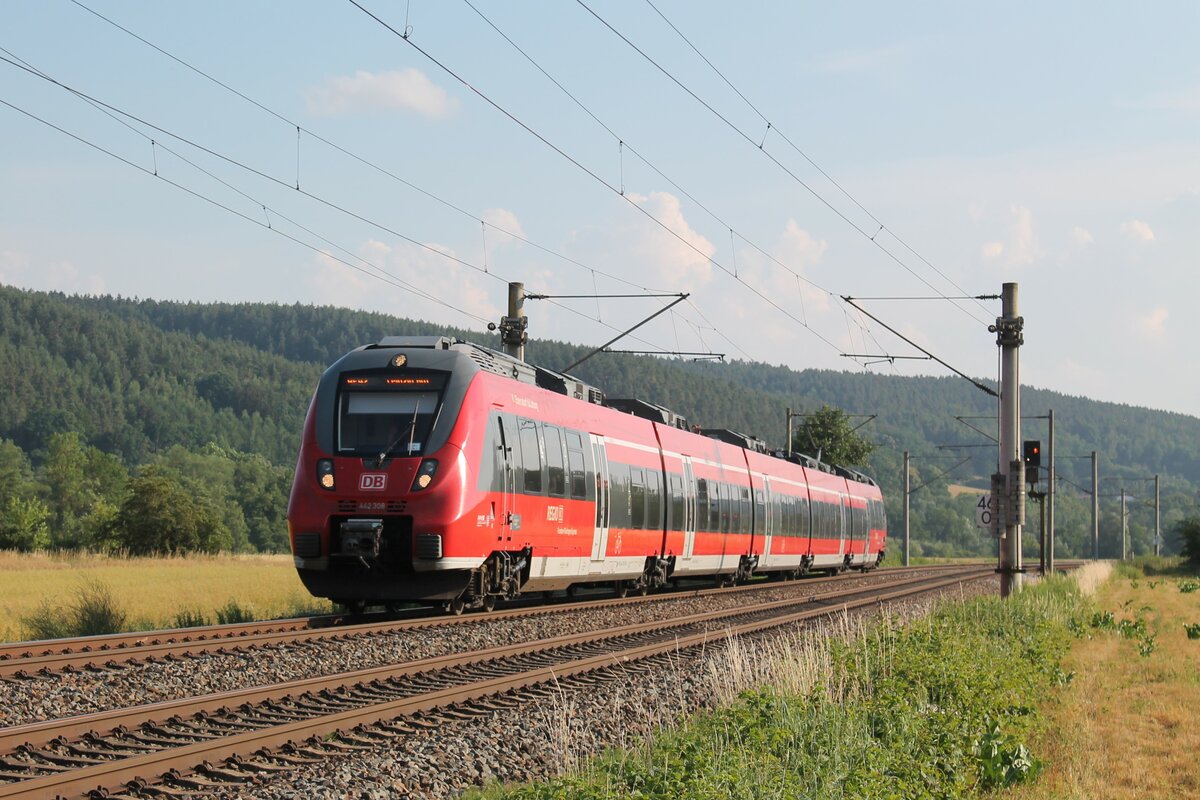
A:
[
  {"xmin": 0, "ymin": 564, "xmax": 981, "ymax": 680},
  {"xmin": 0, "ymin": 565, "xmax": 993, "ymax": 799}
]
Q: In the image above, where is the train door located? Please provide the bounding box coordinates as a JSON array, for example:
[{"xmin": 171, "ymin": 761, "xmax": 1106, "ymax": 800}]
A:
[
  {"xmin": 495, "ymin": 413, "xmax": 516, "ymax": 537},
  {"xmin": 589, "ymin": 435, "xmax": 611, "ymax": 562},
  {"xmin": 760, "ymin": 477, "xmax": 774, "ymax": 560},
  {"xmin": 681, "ymin": 458, "xmax": 696, "ymax": 561},
  {"xmin": 838, "ymin": 494, "xmax": 849, "ymax": 559}
]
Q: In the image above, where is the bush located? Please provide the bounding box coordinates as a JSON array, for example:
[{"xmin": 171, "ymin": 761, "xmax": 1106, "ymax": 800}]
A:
[
  {"xmin": 215, "ymin": 600, "xmax": 255, "ymax": 624},
  {"xmin": 20, "ymin": 579, "xmax": 129, "ymax": 639},
  {"xmin": 1176, "ymin": 517, "xmax": 1200, "ymax": 570},
  {"xmin": 173, "ymin": 608, "xmax": 211, "ymax": 629}
]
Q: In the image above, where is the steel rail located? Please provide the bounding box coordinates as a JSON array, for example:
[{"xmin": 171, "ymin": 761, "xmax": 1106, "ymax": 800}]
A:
[
  {"xmin": 0, "ymin": 564, "xmax": 978, "ymax": 678},
  {"xmin": 0, "ymin": 567, "xmax": 992, "ymax": 799},
  {"xmin": 0, "ymin": 567, "xmax": 980, "ymax": 753}
]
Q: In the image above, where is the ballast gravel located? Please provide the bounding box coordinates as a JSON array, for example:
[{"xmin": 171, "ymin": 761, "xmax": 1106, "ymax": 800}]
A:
[
  {"xmin": 0, "ymin": 569, "xmax": 958, "ymax": 728},
  {"xmin": 215, "ymin": 577, "xmax": 998, "ymax": 799}
]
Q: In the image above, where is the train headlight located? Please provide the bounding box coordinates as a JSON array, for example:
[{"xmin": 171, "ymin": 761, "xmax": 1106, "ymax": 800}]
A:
[
  {"xmin": 411, "ymin": 459, "xmax": 438, "ymax": 491},
  {"xmin": 316, "ymin": 459, "xmax": 335, "ymax": 490},
  {"xmin": 391, "ymin": 354, "xmax": 408, "ymax": 367}
]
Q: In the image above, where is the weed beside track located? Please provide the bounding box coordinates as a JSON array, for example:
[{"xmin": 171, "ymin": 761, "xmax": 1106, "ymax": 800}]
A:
[{"xmin": 470, "ymin": 574, "xmax": 1090, "ymax": 800}]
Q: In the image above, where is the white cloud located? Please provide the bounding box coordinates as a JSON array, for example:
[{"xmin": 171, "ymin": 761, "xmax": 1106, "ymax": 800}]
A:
[
  {"xmin": 1071, "ymin": 226, "xmax": 1094, "ymax": 246},
  {"xmin": 1136, "ymin": 307, "xmax": 1169, "ymax": 340},
  {"xmin": 979, "ymin": 204, "xmax": 1039, "ymax": 267},
  {"xmin": 306, "ymin": 69, "xmax": 457, "ymax": 118},
  {"xmin": 1, "ymin": 250, "xmax": 105, "ymax": 294},
  {"xmin": 1120, "ymin": 219, "xmax": 1155, "ymax": 243},
  {"xmin": 819, "ymin": 42, "xmax": 916, "ymax": 74},
  {"xmin": 482, "ymin": 208, "xmax": 526, "ymax": 241},
  {"xmin": 626, "ymin": 192, "xmax": 716, "ymax": 288},
  {"xmin": 1128, "ymin": 86, "xmax": 1200, "ymax": 112},
  {"xmin": 1009, "ymin": 204, "xmax": 1038, "ymax": 265},
  {"xmin": 308, "ymin": 238, "xmax": 499, "ymax": 326}
]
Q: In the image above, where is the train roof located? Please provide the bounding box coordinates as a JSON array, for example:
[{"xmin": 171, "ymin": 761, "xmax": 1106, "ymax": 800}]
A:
[{"xmin": 364, "ymin": 335, "xmax": 876, "ymax": 486}]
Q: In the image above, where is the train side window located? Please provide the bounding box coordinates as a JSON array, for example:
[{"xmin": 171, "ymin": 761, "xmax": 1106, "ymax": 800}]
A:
[
  {"xmin": 696, "ymin": 479, "xmax": 709, "ymax": 532},
  {"xmin": 799, "ymin": 496, "xmax": 811, "ymax": 539},
  {"xmin": 609, "ymin": 462, "xmax": 631, "ymax": 530},
  {"xmin": 645, "ymin": 469, "xmax": 661, "ymax": 531},
  {"xmin": 501, "ymin": 415, "xmax": 522, "ymax": 490},
  {"xmin": 544, "ymin": 425, "xmax": 565, "ymax": 497},
  {"xmin": 753, "ymin": 485, "xmax": 764, "ymax": 536},
  {"xmin": 719, "ymin": 483, "xmax": 730, "ymax": 533},
  {"xmin": 519, "ymin": 419, "xmax": 542, "ymax": 494},
  {"xmin": 630, "ymin": 468, "xmax": 646, "ymax": 530},
  {"xmin": 568, "ymin": 449, "xmax": 586, "ymax": 499},
  {"xmin": 730, "ymin": 485, "xmax": 741, "ymax": 534},
  {"xmin": 740, "ymin": 487, "xmax": 750, "ymax": 535},
  {"xmin": 668, "ymin": 474, "xmax": 683, "ymax": 531}
]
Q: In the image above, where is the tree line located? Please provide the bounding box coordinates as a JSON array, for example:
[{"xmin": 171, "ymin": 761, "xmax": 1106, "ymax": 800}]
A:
[
  {"xmin": 2, "ymin": 284, "xmax": 1196, "ymax": 558},
  {"xmin": 0, "ymin": 433, "xmax": 290, "ymax": 554}
]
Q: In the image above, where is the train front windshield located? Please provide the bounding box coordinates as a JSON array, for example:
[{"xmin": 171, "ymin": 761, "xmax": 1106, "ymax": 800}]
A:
[{"xmin": 336, "ymin": 374, "xmax": 443, "ymax": 458}]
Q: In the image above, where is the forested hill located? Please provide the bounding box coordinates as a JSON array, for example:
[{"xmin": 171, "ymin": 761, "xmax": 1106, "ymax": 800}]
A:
[
  {"xmin": 24, "ymin": 285, "xmax": 1199, "ymax": 484},
  {"xmin": 2, "ymin": 284, "xmax": 1198, "ymax": 556}
]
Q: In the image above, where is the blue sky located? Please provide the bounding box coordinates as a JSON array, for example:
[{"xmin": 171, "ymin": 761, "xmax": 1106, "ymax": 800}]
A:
[{"xmin": 2, "ymin": 1, "xmax": 1198, "ymax": 417}]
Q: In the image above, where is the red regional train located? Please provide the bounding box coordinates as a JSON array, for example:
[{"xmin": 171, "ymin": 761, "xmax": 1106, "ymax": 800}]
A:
[{"xmin": 287, "ymin": 336, "xmax": 887, "ymax": 612}]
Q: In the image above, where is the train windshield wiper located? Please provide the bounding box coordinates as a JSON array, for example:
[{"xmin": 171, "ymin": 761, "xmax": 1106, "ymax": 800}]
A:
[{"xmin": 377, "ymin": 400, "xmax": 422, "ymax": 462}]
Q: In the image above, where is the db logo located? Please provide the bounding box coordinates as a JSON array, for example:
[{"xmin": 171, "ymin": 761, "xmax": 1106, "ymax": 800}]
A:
[{"xmin": 359, "ymin": 473, "xmax": 388, "ymax": 491}]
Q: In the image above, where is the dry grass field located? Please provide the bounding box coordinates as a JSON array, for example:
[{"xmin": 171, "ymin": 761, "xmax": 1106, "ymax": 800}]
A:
[
  {"xmin": 1013, "ymin": 563, "xmax": 1200, "ymax": 800},
  {"xmin": 0, "ymin": 550, "xmax": 333, "ymax": 642}
]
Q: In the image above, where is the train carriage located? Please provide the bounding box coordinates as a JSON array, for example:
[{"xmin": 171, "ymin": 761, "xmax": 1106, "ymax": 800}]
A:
[{"xmin": 287, "ymin": 335, "xmax": 886, "ymax": 611}]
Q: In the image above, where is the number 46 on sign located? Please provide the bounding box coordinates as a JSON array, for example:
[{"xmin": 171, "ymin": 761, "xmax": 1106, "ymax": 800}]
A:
[{"xmin": 975, "ymin": 495, "xmax": 999, "ymax": 537}]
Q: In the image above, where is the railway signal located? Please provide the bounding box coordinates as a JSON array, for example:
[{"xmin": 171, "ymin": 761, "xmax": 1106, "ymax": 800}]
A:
[{"xmin": 1023, "ymin": 440, "xmax": 1041, "ymax": 485}]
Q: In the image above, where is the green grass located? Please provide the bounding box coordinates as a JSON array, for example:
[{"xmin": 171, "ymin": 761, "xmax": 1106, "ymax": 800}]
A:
[
  {"xmin": 470, "ymin": 577, "xmax": 1088, "ymax": 800},
  {"xmin": 0, "ymin": 550, "xmax": 334, "ymax": 641}
]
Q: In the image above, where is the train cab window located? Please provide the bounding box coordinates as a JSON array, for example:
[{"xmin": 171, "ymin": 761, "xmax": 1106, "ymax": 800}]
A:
[
  {"xmin": 337, "ymin": 389, "xmax": 440, "ymax": 458},
  {"xmin": 544, "ymin": 425, "xmax": 565, "ymax": 497},
  {"xmin": 518, "ymin": 419, "xmax": 542, "ymax": 494},
  {"xmin": 630, "ymin": 468, "xmax": 645, "ymax": 530}
]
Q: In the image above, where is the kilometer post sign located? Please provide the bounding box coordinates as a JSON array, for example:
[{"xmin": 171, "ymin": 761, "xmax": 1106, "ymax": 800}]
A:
[{"xmin": 975, "ymin": 495, "xmax": 999, "ymax": 537}]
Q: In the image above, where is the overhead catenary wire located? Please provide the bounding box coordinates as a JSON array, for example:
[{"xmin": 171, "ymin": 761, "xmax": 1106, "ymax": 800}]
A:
[
  {"xmin": 4, "ymin": 88, "xmax": 714, "ymax": 362},
  {"xmin": 455, "ymin": 0, "xmax": 894, "ymax": 366},
  {"xmin": 65, "ymin": 0, "xmax": 680, "ymax": 302},
  {"xmin": 843, "ymin": 296, "xmax": 997, "ymax": 397},
  {"xmin": 642, "ymin": 0, "xmax": 994, "ymax": 322},
  {"xmin": 0, "ymin": 96, "xmax": 494, "ymax": 327},
  {"xmin": 579, "ymin": 0, "xmax": 992, "ymax": 327},
  {"xmin": 62, "ymin": 0, "xmax": 743, "ymax": 359},
  {"xmin": 350, "ymin": 0, "xmax": 871, "ymax": 367},
  {"xmin": 1, "ymin": 49, "xmax": 726, "ymax": 363}
]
